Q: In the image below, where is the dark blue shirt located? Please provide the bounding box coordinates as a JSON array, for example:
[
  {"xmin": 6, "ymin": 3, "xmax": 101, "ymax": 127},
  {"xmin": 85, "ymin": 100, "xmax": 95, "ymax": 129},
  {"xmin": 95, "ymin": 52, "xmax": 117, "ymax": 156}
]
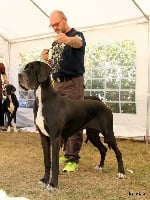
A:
[{"xmin": 50, "ymin": 28, "xmax": 86, "ymax": 79}]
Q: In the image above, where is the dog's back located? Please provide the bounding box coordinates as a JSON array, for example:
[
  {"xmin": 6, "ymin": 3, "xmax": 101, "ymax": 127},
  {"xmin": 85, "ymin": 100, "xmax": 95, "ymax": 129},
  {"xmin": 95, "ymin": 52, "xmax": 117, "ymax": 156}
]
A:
[{"xmin": 84, "ymin": 95, "xmax": 102, "ymax": 102}]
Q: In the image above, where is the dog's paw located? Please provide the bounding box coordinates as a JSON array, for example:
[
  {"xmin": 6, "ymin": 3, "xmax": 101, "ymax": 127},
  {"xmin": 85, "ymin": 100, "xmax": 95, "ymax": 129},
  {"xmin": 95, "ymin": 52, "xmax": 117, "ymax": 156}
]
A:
[
  {"xmin": 38, "ymin": 178, "xmax": 48, "ymax": 186},
  {"xmin": 14, "ymin": 128, "xmax": 18, "ymax": 133},
  {"xmin": 7, "ymin": 126, "xmax": 11, "ymax": 132},
  {"xmin": 94, "ymin": 165, "xmax": 103, "ymax": 171},
  {"xmin": 46, "ymin": 184, "xmax": 56, "ymax": 191},
  {"xmin": 117, "ymin": 173, "xmax": 126, "ymax": 179}
]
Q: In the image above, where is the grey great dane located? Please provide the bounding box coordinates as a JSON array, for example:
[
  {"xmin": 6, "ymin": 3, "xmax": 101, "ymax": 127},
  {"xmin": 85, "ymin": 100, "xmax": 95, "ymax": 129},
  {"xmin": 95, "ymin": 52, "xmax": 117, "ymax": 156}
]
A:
[{"xmin": 18, "ymin": 61, "xmax": 125, "ymax": 190}]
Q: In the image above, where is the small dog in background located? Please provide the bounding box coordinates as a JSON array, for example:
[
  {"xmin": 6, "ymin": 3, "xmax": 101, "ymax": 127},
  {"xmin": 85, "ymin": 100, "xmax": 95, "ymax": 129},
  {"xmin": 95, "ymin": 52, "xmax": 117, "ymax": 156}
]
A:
[{"xmin": 3, "ymin": 84, "xmax": 19, "ymax": 132}]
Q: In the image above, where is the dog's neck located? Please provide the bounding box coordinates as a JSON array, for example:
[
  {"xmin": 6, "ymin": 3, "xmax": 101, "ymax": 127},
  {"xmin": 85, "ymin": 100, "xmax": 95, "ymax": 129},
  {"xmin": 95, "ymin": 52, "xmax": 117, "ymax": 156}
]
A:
[
  {"xmin": 8, "ymin": 95, "xmax": 15, "ymax": 113},
  {"xmin": 40, "ymin": 77, "xmax": 53, "ymax": 89},
  {"xmin": 40, "ymin": 77, "xmax": 57, "ymax": 97},
  {"xmin": 35, "ymin": 85, "xmax": 49, "ymax": 137}
]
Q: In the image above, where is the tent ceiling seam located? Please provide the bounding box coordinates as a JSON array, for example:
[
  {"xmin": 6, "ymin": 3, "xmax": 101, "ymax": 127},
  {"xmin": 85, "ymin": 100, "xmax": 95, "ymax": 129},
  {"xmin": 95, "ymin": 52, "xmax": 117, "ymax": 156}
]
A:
[
  {"xmin": 9, "ymin": 16, "xmax": 147, "ymax": 43},
  {"xmin": 132, "ymin": 0, "xmax": 149, "ymax": 22},
  {"xmin": 29, "ymin": 0, "xmax": 49, "ymax": 18}
]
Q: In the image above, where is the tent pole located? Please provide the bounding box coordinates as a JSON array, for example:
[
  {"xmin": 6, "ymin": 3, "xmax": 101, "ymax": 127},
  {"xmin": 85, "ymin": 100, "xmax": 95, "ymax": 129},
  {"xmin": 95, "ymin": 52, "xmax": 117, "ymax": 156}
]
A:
[
  {"xmin": 131, "ymin": 0, "xmax": 149, "ymax": 22},
  {"xmin": 146, "ymin": 19, "xmax": 150, "ymax": 145},
  {"xmin": 132, "ymin": 0, "xmax": 149, "ymax": 144},
  {"xmin": 29, "ymin": 0, "xmax": 49, "ymax": 18}
]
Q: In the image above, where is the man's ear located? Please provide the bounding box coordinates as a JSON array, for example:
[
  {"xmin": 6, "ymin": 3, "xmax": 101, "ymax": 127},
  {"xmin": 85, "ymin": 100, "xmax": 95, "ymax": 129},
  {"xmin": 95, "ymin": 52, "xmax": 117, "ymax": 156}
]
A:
[{"xmin": 38, "ymin": 62, "xmax": 52, "ymax": 83}]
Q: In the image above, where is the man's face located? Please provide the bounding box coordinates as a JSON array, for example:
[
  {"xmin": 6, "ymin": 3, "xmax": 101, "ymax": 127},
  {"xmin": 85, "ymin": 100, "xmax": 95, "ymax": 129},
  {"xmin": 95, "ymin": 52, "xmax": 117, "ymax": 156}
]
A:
[{"xmin": 49, "ymin": 14, "xmax": 65, "ymax": 34}]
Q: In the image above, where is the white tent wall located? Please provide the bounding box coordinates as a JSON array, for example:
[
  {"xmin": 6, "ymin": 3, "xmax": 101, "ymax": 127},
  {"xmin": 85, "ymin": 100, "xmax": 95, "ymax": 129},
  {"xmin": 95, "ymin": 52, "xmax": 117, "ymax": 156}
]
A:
[
  {"xmin": 84, "ymin": 22, "xmax": 149, "ymax": 139},
  {"xmin": 8, "ymin": 35, "xmax": 55, "ymax": 128},
  {"xmin": 8, "ymin": 21, "xmax": 149, "ymax": 139}
]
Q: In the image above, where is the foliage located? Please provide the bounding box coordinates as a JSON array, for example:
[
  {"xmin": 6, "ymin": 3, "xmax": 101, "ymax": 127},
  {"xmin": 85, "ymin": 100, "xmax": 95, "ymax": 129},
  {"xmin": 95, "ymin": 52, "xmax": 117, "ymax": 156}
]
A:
[
  {"xmin": 84, "ymin": 40, "xmax": 136, "ymax": 113},
  {"xmin": 18, "ymin": 50, "xmax": 41, "ymax": 108},
  {"xmin": 18, "ymin": 40, "xmax": 136, "ymax": 113},
  {"xmin": 18, "ymin": 50, "xmax": 41, "ymax": 72}
]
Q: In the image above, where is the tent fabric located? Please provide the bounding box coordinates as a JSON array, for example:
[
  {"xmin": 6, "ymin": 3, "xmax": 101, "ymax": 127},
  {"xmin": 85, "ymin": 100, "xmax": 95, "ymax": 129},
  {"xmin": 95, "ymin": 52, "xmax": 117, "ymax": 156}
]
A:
[
  {"xmin": 0, "ymin": 0, "xmax": 149, "ymax": 42},
  {"xmin": 0, "ymin": 1, "xmax": 150, "ymax": 142},
  {"xmin": 8, "ymin": 22, "xmax": 149, "ymax": 140}
]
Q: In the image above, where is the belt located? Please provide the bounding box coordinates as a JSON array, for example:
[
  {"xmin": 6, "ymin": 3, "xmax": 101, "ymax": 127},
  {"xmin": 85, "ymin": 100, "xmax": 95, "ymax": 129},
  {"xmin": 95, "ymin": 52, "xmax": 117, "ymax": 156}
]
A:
[{"xmin": 54, "ymin": 76, "xmax": 81, "ymax": 83}]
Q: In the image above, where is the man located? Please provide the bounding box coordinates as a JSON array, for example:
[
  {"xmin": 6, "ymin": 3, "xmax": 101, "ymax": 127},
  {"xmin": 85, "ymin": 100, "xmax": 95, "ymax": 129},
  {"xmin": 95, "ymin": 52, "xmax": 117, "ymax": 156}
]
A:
[
  {"xmin": 40, "ymin": 10, "xmax": 86, "ymax": 172},
  {"xmin": 0, "ymin": 61, "xmax": 8, "ymax": 126}
]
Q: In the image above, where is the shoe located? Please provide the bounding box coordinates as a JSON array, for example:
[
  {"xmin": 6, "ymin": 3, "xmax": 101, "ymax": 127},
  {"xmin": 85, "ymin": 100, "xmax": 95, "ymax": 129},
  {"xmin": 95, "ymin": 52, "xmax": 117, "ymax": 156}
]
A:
[
  {"xmin": 63, "ymin": 161, "xmax": 78, "ymax": 172},
  {"xmin": 59, "ymin": 156, "xmax": 68, "ymax": 165}
]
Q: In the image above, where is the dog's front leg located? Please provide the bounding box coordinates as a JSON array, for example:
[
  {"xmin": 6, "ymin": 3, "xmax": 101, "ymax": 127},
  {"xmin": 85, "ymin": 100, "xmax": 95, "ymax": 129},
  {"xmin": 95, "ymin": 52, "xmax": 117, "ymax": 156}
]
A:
[
  {"xmin": 39, "ymin": 133, "xmax": 51, "ymax": 185},
  {"xmin": 13, "ymin": 113, "xmax": 18, "ymax": 132},
  {"xmin": 47, "ymin": 137, "xmax": 59, "ymax": 190},
  {"xmin": 7, "ymin": 113, "xmax": 11, "ymax": 132}
]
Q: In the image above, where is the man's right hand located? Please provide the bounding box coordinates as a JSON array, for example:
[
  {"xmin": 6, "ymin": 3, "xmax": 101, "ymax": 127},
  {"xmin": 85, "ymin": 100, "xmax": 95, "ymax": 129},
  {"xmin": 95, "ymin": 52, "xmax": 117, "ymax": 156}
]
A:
[{"xmin": 40, "ymin": 49, "xmax": 51, "ymax": 65}]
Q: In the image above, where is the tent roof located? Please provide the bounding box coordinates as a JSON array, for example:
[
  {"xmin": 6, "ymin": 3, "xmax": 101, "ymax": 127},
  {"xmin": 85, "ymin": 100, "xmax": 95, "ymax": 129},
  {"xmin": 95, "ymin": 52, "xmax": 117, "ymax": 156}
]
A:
[{"xmin": 0, "ymin": 0, "xmax": 150, "ymax": 42}]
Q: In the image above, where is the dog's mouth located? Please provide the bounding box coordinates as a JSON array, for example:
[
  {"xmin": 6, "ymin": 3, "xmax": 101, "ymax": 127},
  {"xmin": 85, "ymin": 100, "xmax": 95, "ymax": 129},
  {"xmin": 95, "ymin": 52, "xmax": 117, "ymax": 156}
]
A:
[
  {"xmin": 18, "ymin": 73, "xmax": 31, "ymax": 90},
  {"xmin": 18, "ymin": 73, "xmax": 27, "ymax": 90},
  {"xmin": 18, "ymin": 82, "xmax": 29, "ymax": 90}
]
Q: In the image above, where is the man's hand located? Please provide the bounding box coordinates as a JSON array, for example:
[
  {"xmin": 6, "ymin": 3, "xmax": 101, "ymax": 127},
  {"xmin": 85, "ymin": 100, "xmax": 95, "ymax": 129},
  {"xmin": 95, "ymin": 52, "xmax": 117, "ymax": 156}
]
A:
[
  {"xmin": 40, "ymin": 49, "xmax": 51, "ymax": 65},
  {"xmin": 56, "ymin": 33, "xmax": 82, "ymax": 48},
  {"xmin": 55, "ymin": 33, "xmax": 69, "ymax": 44}
]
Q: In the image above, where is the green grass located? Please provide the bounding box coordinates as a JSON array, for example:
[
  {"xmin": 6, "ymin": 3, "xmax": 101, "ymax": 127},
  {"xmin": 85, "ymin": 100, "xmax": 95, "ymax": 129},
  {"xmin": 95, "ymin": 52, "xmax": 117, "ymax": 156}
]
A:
[{"xmin": 0, "ymin": 132, "xmax": 149, "ymax": 200}]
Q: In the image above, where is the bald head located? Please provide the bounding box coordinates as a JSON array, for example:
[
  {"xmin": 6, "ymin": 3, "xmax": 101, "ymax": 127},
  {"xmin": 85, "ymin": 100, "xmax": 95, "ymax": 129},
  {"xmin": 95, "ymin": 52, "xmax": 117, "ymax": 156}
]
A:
[
  {"xmin": 49, "ymin": 10, "xmax": 70, "ymax": 33},
  {"xmin": 50, "ymin": 10, "xmax": 66, "ymax": 19}
]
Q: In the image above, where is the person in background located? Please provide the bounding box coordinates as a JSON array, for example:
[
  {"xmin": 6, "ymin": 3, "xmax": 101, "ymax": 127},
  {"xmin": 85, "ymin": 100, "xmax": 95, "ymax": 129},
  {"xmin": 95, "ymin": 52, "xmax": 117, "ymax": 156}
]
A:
[
  {"xmin": 0, "ymin": 62, "xmax": 9, "ymax": 127},
  {"xmin": 40, "ymin": 10, "xmax": 86, "ymax": 172}
]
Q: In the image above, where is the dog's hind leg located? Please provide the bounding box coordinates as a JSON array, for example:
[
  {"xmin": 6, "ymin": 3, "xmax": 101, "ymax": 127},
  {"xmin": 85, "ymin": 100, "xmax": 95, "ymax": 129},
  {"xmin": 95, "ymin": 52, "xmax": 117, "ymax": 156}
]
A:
[
  {"xmin": 86, "ymin": 128, "xmax": 107, "ymax": 170},
  {"xmin": 38, "ymin": 133, "xmax": 51, "ymax": 185},
  {"xmin": 106, "ymin": 133, "xmax": 125, "ymax": 178}
]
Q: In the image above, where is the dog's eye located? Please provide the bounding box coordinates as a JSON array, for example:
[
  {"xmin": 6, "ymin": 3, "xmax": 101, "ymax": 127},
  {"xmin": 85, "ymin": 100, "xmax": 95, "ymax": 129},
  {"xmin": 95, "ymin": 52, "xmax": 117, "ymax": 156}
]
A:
[
  {"xmin": 24, "ymin": 64, "xmax": 31, "ymax": 72},
  {"xmin": 23, "ymin": 66, "xmax": 30, "ymax": 72},
  {"xmin": 24, "ymin": 66, "xmax": 28, "ymax": 71}
]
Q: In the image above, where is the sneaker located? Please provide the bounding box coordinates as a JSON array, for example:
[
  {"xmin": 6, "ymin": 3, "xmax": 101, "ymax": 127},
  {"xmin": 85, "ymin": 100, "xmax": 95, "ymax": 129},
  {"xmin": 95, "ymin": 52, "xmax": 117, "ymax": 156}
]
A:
[
  {"xmin": 63, "ymin": 161, "xmax": 78, "ymax": 172},
  {"xmin": 59, "ymin": 156, "xmax": 68, "ymax": 165}
]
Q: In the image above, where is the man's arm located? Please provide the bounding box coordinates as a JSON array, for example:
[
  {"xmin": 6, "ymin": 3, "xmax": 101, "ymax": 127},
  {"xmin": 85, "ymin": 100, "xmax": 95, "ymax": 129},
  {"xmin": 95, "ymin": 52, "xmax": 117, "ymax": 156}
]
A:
[{"xmin": 56, "ymin": 33, "xmax": 83, "ymax": 48}]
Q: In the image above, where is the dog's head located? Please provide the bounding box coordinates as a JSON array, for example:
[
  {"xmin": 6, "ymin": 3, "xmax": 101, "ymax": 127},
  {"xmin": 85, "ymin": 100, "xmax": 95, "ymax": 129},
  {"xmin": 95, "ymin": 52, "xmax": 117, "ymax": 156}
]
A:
[
  {"xmin": 3, "ymin": 84, "xmax": 16, "ymax": 96},
  {"xmin": 18, "ymin": 61, "xmax": 52, "ymax": 90}
]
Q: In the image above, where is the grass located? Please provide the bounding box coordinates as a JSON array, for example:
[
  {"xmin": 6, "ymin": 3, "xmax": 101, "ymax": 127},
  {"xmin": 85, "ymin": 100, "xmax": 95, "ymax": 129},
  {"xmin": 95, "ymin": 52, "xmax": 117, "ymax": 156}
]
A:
[{"xmin": 0, "ymin": 132, "xmax": 149, "ymax": 200}]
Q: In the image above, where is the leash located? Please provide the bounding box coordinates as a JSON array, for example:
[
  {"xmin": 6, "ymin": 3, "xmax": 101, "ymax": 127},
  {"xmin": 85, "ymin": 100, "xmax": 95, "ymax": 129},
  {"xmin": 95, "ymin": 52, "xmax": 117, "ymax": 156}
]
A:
[{"xmin": 50, "ymin": 74, "xmax": 55, "ymax": 88}]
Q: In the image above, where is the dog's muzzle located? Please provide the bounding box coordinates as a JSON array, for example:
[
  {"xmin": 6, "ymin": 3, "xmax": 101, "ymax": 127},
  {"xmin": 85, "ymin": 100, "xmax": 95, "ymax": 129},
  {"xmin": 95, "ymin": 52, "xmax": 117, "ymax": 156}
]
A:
[{"xmin": 18, "ymin": 72, "xmax": 29, "ymax": 90}]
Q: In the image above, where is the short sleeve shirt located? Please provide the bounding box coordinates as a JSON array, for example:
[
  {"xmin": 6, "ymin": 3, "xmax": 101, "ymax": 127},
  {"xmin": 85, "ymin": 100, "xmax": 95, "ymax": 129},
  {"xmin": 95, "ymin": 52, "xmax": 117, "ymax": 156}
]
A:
[{"xmin": 50, "ymin": 28, "xmax": 86, "ymax": 79}]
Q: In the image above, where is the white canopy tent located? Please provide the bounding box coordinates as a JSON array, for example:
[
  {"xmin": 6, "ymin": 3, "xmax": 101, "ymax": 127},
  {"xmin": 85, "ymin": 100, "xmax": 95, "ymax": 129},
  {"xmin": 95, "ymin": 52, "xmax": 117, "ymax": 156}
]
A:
[
  {"xmin": 0, "ymin": 0, "xmax": 150, "ymax": 142},
  {"xmin": 0, "ymin": 0, "xmax": 149, "ymax": 41}
]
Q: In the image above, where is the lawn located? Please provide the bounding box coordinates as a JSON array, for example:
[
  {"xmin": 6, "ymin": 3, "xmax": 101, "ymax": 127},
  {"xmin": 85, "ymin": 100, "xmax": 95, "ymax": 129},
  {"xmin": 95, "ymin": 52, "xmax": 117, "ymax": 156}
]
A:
[{"xmin": 0, "ymin": 132, "xmax": 149, "ymax": 200}]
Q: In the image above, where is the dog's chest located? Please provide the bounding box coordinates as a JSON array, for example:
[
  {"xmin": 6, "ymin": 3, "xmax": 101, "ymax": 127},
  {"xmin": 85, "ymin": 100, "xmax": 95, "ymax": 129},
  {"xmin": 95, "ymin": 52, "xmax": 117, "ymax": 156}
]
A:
[
  {"xmin": 35, "ymin": 86, "xmax": 49, "ymax": 137},
  {"xmin": 8, "ymin": 95, "xmax": 15, "ymax": 113}
]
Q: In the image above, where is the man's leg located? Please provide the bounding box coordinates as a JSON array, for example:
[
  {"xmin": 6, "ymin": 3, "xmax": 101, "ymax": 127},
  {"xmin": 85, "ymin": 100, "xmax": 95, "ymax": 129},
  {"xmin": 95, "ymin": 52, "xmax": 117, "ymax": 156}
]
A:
[
  {"xmin": 54, "ymin": 76, "xmax": 84, "ymax": 171},
  {"xmin": 0, "ymin": 100, "xmax": 4, "ymax": 126}
]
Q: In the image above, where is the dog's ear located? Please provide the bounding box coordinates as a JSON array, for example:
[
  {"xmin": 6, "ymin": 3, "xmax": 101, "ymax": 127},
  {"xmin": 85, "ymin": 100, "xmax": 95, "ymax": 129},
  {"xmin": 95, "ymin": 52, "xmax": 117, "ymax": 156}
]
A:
[
  {"xmin": 38, "ymin": 62, "xmax": 52, "ymax": 83},
  {"xmin": 10, "ymin": 85, "xmax": 16, "ymax": 93}
]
